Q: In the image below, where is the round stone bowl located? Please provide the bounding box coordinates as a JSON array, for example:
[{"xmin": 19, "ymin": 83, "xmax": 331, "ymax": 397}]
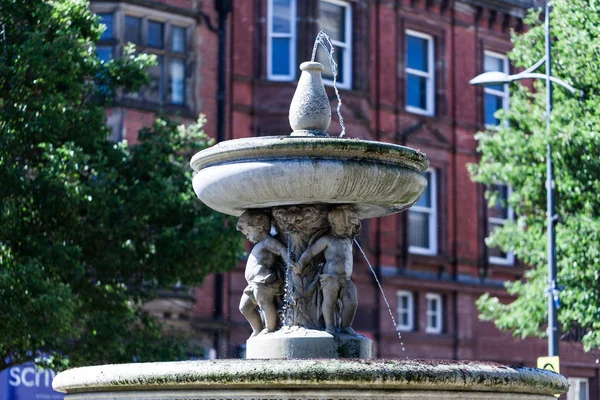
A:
[
  {"xmin": 53, "ymin": 359, "xmax": 568, "ymax": 399},
  {"xmin": 190, "ymin": 136, "xmax": 430, "ymax": 219}
]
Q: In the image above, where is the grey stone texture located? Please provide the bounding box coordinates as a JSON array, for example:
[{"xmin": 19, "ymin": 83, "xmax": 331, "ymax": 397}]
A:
[
  {"xmin": 245, "ymin": 327, "xmax": 372, "ymax": 359},
  {"xmin": 53, "ymin": 359, "xmax": 569, "ymax": 399},
  {"xmin": 289, "ymin": 61, "xmax": 331, "ymax": 135}
]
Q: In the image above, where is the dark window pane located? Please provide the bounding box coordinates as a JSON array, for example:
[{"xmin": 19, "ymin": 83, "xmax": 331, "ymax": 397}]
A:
[
  {"xmin": 147, "ymin": 56, "xmax": 163, "ymax": 102},
  {"xmin": 488, "ymin": 184, "xmax": 509, "ymax": 219},
  {"xmin": 124, "ymin": 16, "xmax": 142, "ymax": 45},
  {"xmin": 409, "ymin": 211, "xmax": 429, "ymax": 248},
  {"xmin": 96, "ymin": 46, "xmax": 113, "ymax": 63},
  {"xmin": 319, "ymin": 1, "xmax": 345, "ymax": 42},
  {"xmin": 579, "ymin": 381, "xmax": 588, "ymax": 400},
  {"xmin": 169, "ymin": 59, "xmax": 185, "ymax": 105},
  {"xmin": 431, "ymin": 314, "xmax": 437, "ymax": 328},
  {"xmin": 98, "ymin": 13, "xmax": 113, "ymax": 40},
  {"xmin": 148, "ymin": 21, "xmax": 164, "ymax": 49},
  {"xmin": 407, "ymin": 35, "xmax": 428, "ymax": 72},
  {"xmin": 487, "ymin": 222, "xmax": 507, "ymax": 259},
  {"xmin": 415, "ymin": 172, "xmax": 432, "ymax": 208},
  {"xmin": 172, "ymin": 26, "xmax": 186, "ymax": 53},
  {"xmin": 273, "ymin": 0, "xmax": 292, "ymax": 33},
  {"xmin": 401, "ymin": 313, "xmax": 408, "ymax": 326},
  {"xmin": 401, "ymin": 297, "xmax": 408, "ymax": 308},
  {"xmin": 318, "ymin": 45, "xmax": 344, "ymax": 84},
  {"xmin": 407, "ymin": 74, "xmax": 427, "ymax": 110},
  {"xmin": 271, "ymin": 37, "xmax": 291, "ymax": 76},
  {"xmin": 485, "ymin": 93, "xmax": 503, "ymax": 126}
]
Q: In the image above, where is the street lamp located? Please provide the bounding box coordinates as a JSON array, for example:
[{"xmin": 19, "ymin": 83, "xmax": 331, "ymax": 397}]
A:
[{"xmin": 469, "ymin": 1, "xmax": 582, "ymax": 358}]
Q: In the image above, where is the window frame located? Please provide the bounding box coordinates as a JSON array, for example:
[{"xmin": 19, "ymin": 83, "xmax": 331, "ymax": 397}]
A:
[
  {"xmin": 318, "ymin": 0, "xmax": 352, "ymax": 90},
  {"xmin": 483, "ymin": 51, "xmax": 510, "ymax": 128},
  {"xmin": 487, "ymin": 183, "xmax": 515, "ymax": 266},
  {"xmin": 409, "ymin": 168, "xmax": 438, "ymax": 256},
  {"xmin": 567, "ymin": 377, "xmax": 589, "ymax": 400},
  {"xmin": 405, "ymin": 30, "xmax": 435, "ymax": 116},
  {"xmin": 396, "ymin": 290, "xmax": 414, "ymax": 332},
  {"xmin": 267, "ymin": 0, "xmax": 297, "ymax": 82},
  {"xmin": 425, "ymin": 293, "xmax": 443, "ymax": 334}
]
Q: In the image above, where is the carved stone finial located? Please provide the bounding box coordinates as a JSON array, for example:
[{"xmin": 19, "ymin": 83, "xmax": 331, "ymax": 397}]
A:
[{"xmin": 289, "ymin": 61, "xmax": 331, "ymax": 137}]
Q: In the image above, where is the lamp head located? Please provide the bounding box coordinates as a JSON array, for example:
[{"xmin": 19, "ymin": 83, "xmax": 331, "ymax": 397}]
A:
[{"xmin": 469, "ymin": 71, "xmax": 511, "ymax": 86}]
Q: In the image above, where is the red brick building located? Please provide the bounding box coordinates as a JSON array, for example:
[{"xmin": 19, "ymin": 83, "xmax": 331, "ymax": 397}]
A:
[{"xmin": 91, "ymin": 0, "xmax": 600, "ymax": 398}]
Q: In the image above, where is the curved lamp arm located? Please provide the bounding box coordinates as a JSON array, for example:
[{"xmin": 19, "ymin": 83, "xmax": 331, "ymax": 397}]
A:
[{"xmin": 510, "ymin": 73, "xmax": 582, "ymax": 96}]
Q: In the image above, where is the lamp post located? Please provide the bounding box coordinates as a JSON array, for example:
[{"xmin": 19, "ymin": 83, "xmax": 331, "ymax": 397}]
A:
[{"xmin": 469, "ymin": 1, "xmax": 581, "ymax": 358}]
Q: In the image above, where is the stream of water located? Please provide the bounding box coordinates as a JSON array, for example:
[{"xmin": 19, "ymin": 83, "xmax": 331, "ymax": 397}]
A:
[
  {"xmin": 311, "ymin": 30, "xmax": 346, "ymax": 138},
  {"xmin": 354, "ymin": 239, "xmax": 406, "ymax": 351}
]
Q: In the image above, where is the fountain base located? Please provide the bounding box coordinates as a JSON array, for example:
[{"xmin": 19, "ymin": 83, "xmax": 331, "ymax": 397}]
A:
[
  {"xmin": 246, "ymin": 326, "xmax": 372, "ymax": 359},
  {"xmin": 53, "ymin": 359, "xmax": 568, "ymax": 399}
]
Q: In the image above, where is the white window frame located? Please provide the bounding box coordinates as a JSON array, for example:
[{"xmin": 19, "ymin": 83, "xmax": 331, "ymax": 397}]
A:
[
  {"xmin": 267, "ymin": 0, "xmax": 297, "ymax": 81},
  {"xmin": 567, "ymin": 377, "xmax": 589, "ymax": 400},
  {"xmin": 396, "ymin": 291, "xmax": 414, "ymax": 331},
  {"xmin": 409, "ymin": 168, "xmax": 438, "ymax": 255},
  {"xmin": 488, "ymin": 184, "xmax": 515, "ymax": 266},
  {"xmin": 425, "ymin": 293, "xmax": 442, "ymax": 334},
  {"xmin": 483, "ymin": 51, "xmax": 510, "ymax": 128},
  {"xmin": 405, "ymin": 30, "xmax": 435, "ymax": 116},
  {"xmin": 319, "ymin": 0, "xmax": 352, "ymax": 89}
]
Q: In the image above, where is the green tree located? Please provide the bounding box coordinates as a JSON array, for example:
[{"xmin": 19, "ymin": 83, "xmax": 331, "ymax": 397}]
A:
[
  {"xmin": 0, "ymin": 0, "xmax": 242, "ymax": 370},
  {"xmin": 471, "ymin": 0, "xmax": 600, "ymax": 351}
]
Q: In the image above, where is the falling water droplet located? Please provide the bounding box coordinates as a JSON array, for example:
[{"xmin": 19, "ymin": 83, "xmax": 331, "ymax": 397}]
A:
[{"xmin": 355, "ymin": 239, "xmax": 407, "ymax": 352}]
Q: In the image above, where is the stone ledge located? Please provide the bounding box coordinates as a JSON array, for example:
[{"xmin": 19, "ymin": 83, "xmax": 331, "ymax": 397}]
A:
[{"xmin": 53, "ymin": 359, "xmax": 568, "ymax": 396}]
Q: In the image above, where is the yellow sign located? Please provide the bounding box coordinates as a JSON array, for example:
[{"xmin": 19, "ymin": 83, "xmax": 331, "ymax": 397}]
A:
[{"xmin": 537, "ymin": 356, "xmax": 560, "ymax": 373}]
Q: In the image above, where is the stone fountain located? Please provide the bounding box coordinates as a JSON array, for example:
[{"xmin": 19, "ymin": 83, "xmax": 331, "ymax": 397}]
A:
[{"xmin": 53, "ymin": 61, "xmax": 569, "ymax": 399}]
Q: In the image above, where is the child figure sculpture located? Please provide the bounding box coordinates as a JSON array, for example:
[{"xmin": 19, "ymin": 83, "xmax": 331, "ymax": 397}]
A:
[
  {"xmin": 292, "ymin": 206, "xmax": 360, "ymax": 335},
  {"xmin": 237, "ymin": 210, "xmax": 290, "ymax": 337}
]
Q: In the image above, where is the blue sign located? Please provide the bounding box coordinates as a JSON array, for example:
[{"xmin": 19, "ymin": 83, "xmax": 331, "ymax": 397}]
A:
[{"xmin": 0, "ymin": 363, "xmax": 64, "ymax": 400}]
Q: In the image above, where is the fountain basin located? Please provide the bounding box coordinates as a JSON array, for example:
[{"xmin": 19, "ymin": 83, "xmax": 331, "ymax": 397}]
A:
[
  {"xmin": 191, "ymin": 136, "xmax": 429, "ymax": 219},
  {"xmin": 53, "ymin": 359, "xmax": 568, "ymax": 399}
]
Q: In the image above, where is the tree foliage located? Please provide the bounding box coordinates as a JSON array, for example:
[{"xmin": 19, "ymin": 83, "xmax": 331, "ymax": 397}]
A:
[
  {"xmin": 0, "ymin": 0, "xmax": 243, "ymax": 370},
  {"xmin": 471, "ymin": 0, "xmax": 600, "ymax": 351}
]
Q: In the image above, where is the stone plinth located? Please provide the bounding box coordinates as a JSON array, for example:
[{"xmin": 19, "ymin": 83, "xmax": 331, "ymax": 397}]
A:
[
  {"xmin": 53, "ymin": 359, "xmax": 568, "ymax": 400},
  {"xmin": 246, "ymin": 327, "xmax": 372, "ymax": 359}
]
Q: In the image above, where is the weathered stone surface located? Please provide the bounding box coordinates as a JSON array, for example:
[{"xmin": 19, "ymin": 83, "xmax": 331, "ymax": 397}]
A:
[
  {"xmin": 53, "ymin": 359, "xmax": 568, "ymax": 399},
  {"xmin": 289, "ymin": 62, "xmax": 331, "ymax": 134},
  {"xmin": 190, "ymin": 136, "xmax": 429, "ymax": 220},
  {"xmin": 246, "ymin": 327, "xmax": 372, "ymax": 359}
]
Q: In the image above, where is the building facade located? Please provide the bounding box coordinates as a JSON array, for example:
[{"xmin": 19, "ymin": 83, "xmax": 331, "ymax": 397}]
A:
[{"xmin": 91, "ymin": 1, "xmax": 600, "ymax": 399}]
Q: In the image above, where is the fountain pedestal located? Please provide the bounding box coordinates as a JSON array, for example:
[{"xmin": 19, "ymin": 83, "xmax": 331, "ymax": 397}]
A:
[{"xmin": 246, "ymin": 327, "xmax": 372, "ymax": 359}]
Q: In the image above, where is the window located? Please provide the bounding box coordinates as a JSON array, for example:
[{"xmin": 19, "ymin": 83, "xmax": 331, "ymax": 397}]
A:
[
  {"xmin": 406, "ymin": 30, "xmax": 434, "ymax": 116},
  {"xmin": 487, "ymin": 184, "xmax": 514, "ymax": 265},
  {"xmin": 317, "ymin": 0, "xmax": 352, "ymax": 89},
  {"xmin": 484, "ymin": 51, "xmax": 509, "ymax": 127},
  {"xmin": 409, "ymin": 169, "xmax": 437, "ymax": 255},
  {"xmin": 567, "ymin": 378, "xmax": 589, "ymax": 400},
  {"xmin": 147, "ymin": 21, "xmax": 164, "ymax": 49},
  {"xmin": 425, "ymin": 293, "xmax": 442, "ymax": 334},
  {"xmin": 267, "ymin": 0, "xmax": 297, "ymax": 81},
  {"xmin": 172, "ymin": 26, "xmax": 186, "ymax": 54},
  {"xmin": 96, "ymin": 13, "xmax": 114, "ymax": 63},
  {"xmin": 98, "ymin": 13, "xmax": 113, "ymax": 40},
  {"xmin": 124, "ymin": 16, "xmax": 142, "ymax": 45},
  {"xmin": 121, "ymin": 15, "xmax": 188, "ymax": 105},
  {"xmin": 396, "ymin": 291, "xmax": 414, "ymax": 331},
  {"xmin": 91, "ymin": 6, "xmax": 194, "ymax": 110}
]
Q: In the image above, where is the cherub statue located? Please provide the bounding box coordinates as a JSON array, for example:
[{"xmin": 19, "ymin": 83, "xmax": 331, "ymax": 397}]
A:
[
  {"xmin": 292, "ymin": 206, "xmax": 361, "ymax": 335},
  {"xmin": 237, "ymin": 210, "xmax": 291, "ymax": 337}
]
